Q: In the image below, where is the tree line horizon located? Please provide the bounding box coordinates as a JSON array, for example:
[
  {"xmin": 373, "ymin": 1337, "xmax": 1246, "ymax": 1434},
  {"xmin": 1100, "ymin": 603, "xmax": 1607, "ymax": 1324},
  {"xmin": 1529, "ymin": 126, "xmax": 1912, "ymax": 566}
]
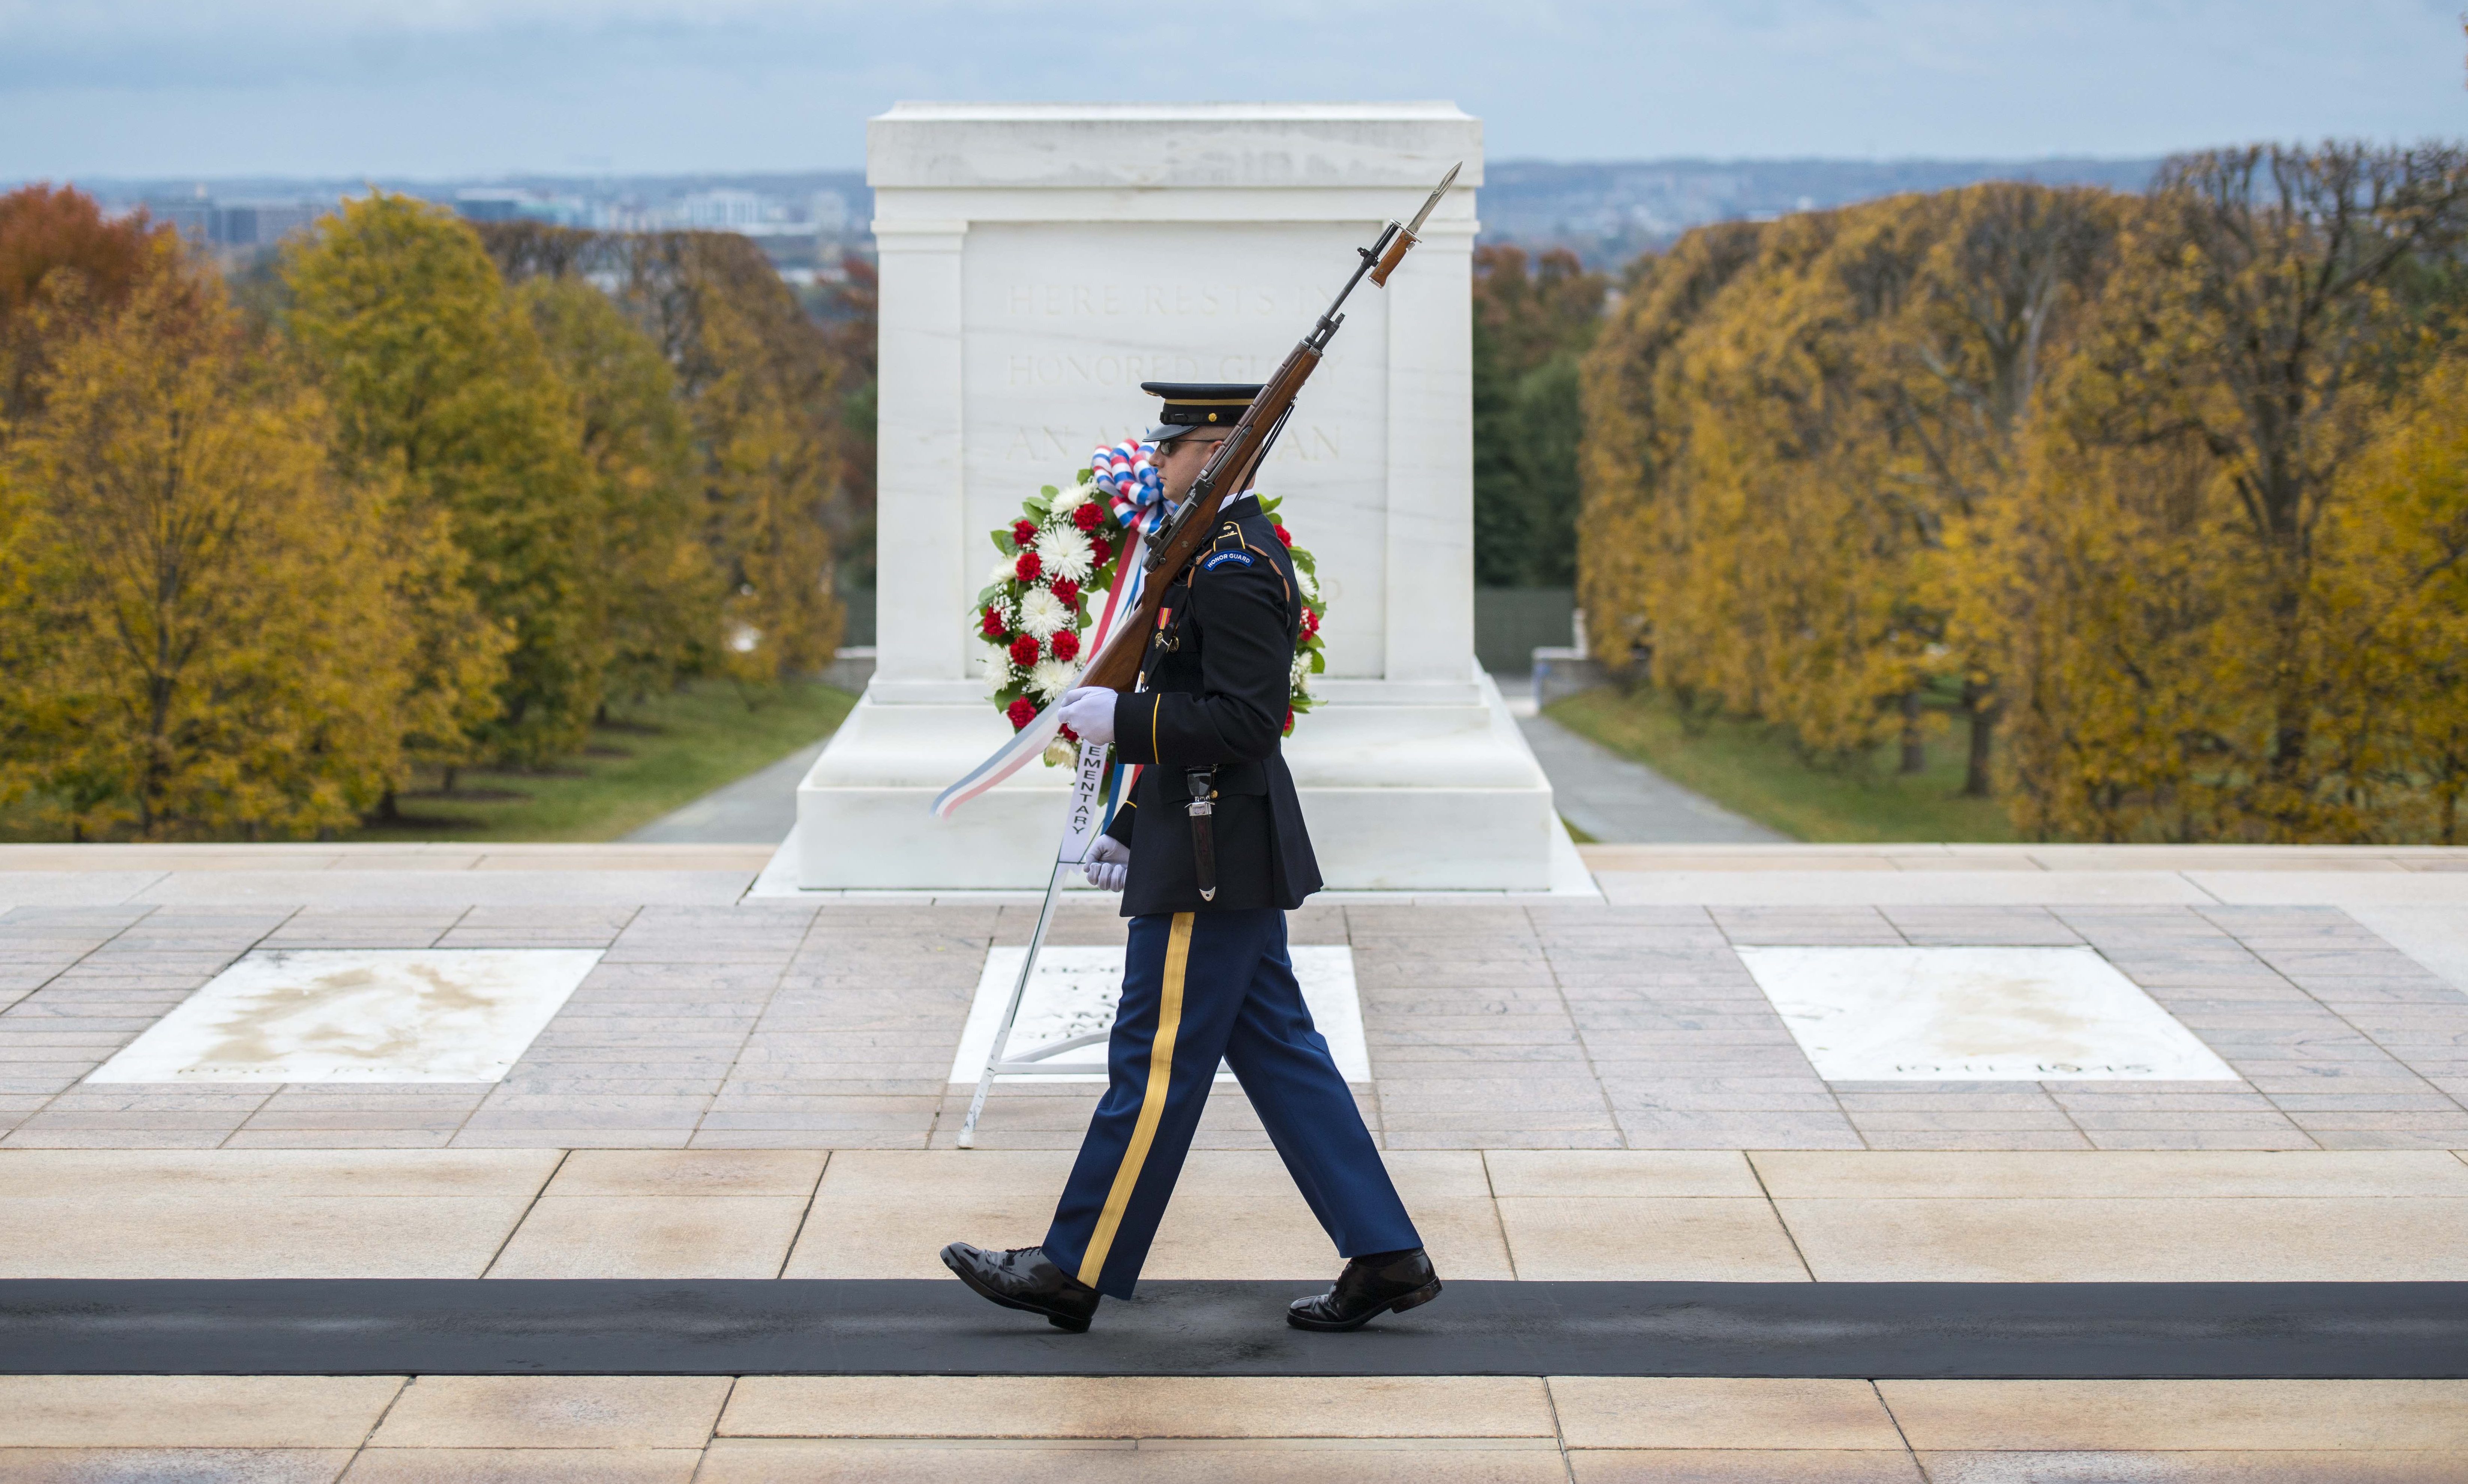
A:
[
  {"xmin": 0, "ymin": 186, "xmax": 873, "ymax": 841},
  {"xmin": 6, "ymin": 139, "xmax": 2466, "ymax": 845}
]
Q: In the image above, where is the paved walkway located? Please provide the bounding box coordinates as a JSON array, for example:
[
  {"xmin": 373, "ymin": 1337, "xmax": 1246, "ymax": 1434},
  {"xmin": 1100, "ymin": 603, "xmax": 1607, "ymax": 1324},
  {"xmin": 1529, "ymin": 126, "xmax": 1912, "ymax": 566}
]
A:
[
  {"xmin": 4, "ymin": 844, "xmax": 2467, "ymax": 1477},
  {"xmin": 1518, "ymin": 714, "xmax": 1786, "ymax": 844},
  {"xmin": 5, "ymin": 1370, "xmax": 2460, "ymax": 1480},
  {"xmin": 6, "ymin": 848, "xmax": 2466, "ymax": 1152},
  {"xmin": 625, "ymin": 740, "xmax": 827, "ymax": 844}
]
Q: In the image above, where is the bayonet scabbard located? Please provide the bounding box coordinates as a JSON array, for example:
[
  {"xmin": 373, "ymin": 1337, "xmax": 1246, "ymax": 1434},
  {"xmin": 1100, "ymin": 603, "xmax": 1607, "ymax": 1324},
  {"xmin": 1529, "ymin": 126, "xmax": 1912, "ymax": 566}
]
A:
[{"xmin": 1184, "ymin": 768, "xmax": 1217, "ymax": 903}]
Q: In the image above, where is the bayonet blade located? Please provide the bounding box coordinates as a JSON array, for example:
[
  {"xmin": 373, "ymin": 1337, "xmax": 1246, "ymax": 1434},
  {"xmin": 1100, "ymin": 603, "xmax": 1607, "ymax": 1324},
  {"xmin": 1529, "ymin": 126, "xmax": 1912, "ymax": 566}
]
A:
[{"xmin": 1403, "ymin": 161, "xmax": 1460, "ymax": 237}]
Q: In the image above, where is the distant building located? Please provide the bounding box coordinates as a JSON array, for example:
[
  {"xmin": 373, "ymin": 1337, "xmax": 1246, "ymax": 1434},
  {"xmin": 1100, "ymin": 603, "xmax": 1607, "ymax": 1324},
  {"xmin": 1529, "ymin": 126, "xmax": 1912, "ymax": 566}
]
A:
[
  {"xmin": 679, "ymin": 189, "xmax": 770, "ymax": 230},
  {"xmin": 128, "ymin": 195, "xmax": 324, "ymax": 248},
  {"xmin": 454, "ymin": 188, "xmax": 531, "ymax": 223},
  {"xmin": 213, "ymin": 202, "xmax": 321, "ymax": 246},
  {"xmin": 142, "ymin": 196, "xmax": 215, "ymax": 242},
  {"xmin": 454, "ymin": 188, "xmax": 590, "ymax": 228}
]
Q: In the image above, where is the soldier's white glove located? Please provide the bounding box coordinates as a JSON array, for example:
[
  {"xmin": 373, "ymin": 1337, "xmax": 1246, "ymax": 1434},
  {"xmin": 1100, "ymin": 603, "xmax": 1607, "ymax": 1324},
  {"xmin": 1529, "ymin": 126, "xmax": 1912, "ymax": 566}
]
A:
[
  {"xmin": 1056, "ymin": 687, "xmax": 1117, "ymax": 746},
  {"xmin": 1083, "ymin": 835, "xmax": 1130, "ymax": 891}
]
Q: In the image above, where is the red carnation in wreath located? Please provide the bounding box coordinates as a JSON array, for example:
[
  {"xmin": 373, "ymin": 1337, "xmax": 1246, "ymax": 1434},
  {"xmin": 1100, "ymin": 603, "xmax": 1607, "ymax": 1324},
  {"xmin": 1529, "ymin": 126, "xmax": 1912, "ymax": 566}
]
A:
[{"xmin": 975, "ymin": 463, "xmax": 1324, "ymax": 765}]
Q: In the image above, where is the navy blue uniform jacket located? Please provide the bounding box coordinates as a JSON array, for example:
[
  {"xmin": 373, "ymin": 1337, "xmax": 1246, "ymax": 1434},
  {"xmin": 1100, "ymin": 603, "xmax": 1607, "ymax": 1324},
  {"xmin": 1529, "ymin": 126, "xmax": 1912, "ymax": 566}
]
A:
[{"xmin": 1102, "ymin": 494, "xmax": 1323, "ymax": 918}]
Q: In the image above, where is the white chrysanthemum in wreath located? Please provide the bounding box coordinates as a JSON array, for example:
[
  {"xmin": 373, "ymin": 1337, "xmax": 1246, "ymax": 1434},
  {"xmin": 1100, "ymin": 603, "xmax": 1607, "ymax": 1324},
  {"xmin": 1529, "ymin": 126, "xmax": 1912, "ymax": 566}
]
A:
[
  {"xmin": 1290, "ymin": 651, "xmax": 1311, "ymax": 693},
  {"xmin": 1297, "ymin": 566, "xmax": 1320, "ymax": 602},
  {"xmin": 980, "ymin": 642, "xmax": 1015, "ymax": 691},
  {"xmin": 1048, "ymin": 484, "xmax": 1090, "ymax": 515},
  {"xmin": 1016, "ymin": 585, "xmax": 1071, "ymax": 640},
  {"xmin": 1027, "ymin": 658, "xmax": 1075, "ymax": 703},
  {"xmin": 1036, "ymin": 523, "xmax": 1094, "ymax": 583},
  {"xmin": 988, "ymin": 555, "xmax": 1021, "ymax": 588}
]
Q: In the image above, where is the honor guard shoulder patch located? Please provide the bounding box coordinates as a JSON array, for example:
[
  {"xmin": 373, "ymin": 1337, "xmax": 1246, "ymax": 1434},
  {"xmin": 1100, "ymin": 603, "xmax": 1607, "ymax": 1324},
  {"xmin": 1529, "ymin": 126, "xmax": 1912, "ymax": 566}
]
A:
[{"xmin": 1201, "ymin": 549, "xmax": 1255, "ymax": 572}]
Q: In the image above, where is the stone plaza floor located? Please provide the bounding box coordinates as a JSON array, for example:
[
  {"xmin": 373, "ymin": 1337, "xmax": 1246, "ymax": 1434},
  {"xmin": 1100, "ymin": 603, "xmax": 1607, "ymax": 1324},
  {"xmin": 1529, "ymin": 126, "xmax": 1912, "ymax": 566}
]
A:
[{"xmin": 1, "ymin": 842, "xmax": 2465, "ymax": 1480}]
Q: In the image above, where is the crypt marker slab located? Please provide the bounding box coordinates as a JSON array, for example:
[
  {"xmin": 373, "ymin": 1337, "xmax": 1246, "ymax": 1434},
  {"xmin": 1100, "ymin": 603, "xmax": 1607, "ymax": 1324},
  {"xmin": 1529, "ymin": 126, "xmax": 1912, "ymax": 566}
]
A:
[
  {"xmin": 85, "ymin": 949, "xmax": 601, "ymax": 1084},
  {"xmin": 951, "ymin": 946, "xmax": 1368, "ymax": 1083},
  {"xmin": 1737, "ymin": 946, "xmax": 2238, "ymax": 1082}
]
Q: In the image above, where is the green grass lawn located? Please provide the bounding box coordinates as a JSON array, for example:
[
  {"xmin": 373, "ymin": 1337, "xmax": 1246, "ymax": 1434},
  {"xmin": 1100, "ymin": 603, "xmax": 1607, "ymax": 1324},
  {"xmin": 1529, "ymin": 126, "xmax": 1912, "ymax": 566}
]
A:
[
  {"xmin": 1547, "ymin": 685, "xmax": 2018, "ymax": 844},
  {"xmin": 356, "ymin": 679, "xmax": 855, "ymax": 842}
]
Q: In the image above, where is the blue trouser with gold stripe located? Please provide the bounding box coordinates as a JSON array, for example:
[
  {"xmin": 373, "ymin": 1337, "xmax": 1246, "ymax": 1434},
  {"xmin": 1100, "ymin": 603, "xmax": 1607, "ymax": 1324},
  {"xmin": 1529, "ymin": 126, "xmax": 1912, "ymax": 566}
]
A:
[{"xmin": 1043, "ymin": 906, "xmax": 1420, "ymax": 1299}]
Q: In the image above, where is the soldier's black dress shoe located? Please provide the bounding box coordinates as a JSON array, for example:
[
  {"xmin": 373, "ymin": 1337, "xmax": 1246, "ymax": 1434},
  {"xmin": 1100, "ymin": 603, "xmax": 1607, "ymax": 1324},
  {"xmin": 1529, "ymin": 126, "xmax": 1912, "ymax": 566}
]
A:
[
  {"xmin": 1287, "ymin": 1247, "xmax": 1442, "ymax": 1332},
  {"xmin": 940, "ymin": 1242, "xmax": 1102, "ymax": 1333}
]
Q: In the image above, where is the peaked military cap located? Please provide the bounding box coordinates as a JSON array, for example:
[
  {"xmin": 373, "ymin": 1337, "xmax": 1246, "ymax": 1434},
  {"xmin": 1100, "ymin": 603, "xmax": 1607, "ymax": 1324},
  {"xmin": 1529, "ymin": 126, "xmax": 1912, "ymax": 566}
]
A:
[{"xmin": 1142, "ymin": 381, "xmax": 1262, "ymax": 442}]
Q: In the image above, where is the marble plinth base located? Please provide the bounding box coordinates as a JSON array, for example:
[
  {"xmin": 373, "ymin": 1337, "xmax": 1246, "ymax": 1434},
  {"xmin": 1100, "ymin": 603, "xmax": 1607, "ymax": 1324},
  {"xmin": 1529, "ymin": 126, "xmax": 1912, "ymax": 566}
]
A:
[{"xmin": 792, "ymin": 669, "xmax": 1556, "ymax": 891}]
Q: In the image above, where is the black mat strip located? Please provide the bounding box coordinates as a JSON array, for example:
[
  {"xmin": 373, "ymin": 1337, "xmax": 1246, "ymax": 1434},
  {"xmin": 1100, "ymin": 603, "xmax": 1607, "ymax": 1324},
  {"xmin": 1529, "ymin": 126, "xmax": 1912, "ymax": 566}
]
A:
[{"xmin": 5, "ymin": 1280, "xmax": 2464, "ymax": 1377}]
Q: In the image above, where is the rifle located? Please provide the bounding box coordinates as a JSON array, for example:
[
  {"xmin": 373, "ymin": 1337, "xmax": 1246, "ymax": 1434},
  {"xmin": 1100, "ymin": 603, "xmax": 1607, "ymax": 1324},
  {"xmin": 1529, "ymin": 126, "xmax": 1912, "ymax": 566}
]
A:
[
  {"xmin": 1076, "ymin": 161, "xmax": 1460, "ymax": 690},
  {"xmin": 944, "ymin": 163, "xmax": 1458, "ymax": 1148}
]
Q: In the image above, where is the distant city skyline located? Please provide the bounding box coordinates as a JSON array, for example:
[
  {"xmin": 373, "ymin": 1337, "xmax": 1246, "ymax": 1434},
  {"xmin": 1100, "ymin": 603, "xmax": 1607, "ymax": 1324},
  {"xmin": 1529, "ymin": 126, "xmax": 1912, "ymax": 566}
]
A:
[{"xmin": 1, "ymin": 1, "xmax": 2460, "ymax": 180}]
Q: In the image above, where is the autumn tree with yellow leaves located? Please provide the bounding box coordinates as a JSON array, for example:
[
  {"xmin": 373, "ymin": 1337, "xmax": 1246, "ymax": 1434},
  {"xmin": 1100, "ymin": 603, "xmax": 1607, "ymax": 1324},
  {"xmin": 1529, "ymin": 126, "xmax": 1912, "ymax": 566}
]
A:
[
  {"xmin": 282, "ymin": 194, "xmax": 593, "ymax": 769},
  {"xmin": 2, "ymin": 239, "xmax": 416, "ymax": 838},
  {"xmin": 479, "ymin": 221, "xmax": 849, "ymax": 684},
  {"xmin": 1989, "ymin": 145, "xmax": 2468, "ymax": 840},
  {"xmin": 1581, "ymin": 144, "xmax": 2468, "ymax": 842}
]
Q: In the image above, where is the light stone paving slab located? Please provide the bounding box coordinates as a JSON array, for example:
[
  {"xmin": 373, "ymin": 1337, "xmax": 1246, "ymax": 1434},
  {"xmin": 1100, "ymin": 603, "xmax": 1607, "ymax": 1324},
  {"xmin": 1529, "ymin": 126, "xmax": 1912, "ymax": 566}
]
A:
[
  {"xmin": 131, "ymin": 871, "xmax": 753, "ymax": 908},
  {"xmin": 0, "ymin": 1192, "xmax": 543, "ymax": 1279},
  {"xmin": 1480, "ymin": 1150, "xmax": 1765, "ymax": 1198},
  {"xmin": 0, "ymin": 1448, "xmax": 358, "ymax": 1483},
  {"xmin": 1775, "ymin": 1195, "xmax": 2468, "ymax": 1281},
  {"xmin": 0, "ymin": 1148, "xmax": 560, "ymax": 1197},
  {"xmin": 1876, "ymin": 1379, "xmax": 2468, "ymax": 1451},
  {"xmin": 1909, "ymin": 1452, "xmax": 2460, "ymax": 1483},
  {"xmin": 0, "ymin": 1376, "xmax": 404, "ymax": 1447},
  {"xmin": 368, "ymin": 1376, "xmax": 734, "ymax": 1449},
  {"xmin": 0, "ymin": 872, "xmax": 168, "ymax": 907},
  {"xmin": 1570, "ymin": 1451, "xmax": 1924, "ymax": 1482},
  {"xmin": 484, "ymin": 1194, "xmax": 811, "ymax": 1279},
  {"xmin": 342, "ymin": 1449, "xmax": 706, "ymax": 1483},
  {"xmin": 1747, "ymin": 1149, "xmax": 2468, "ymax": 1199},
  {"xmin": 1598, "ymin": 871, "xmax": 2217, "ymax": 908},
  {"xmin": 1546, "ymin": 1377, "xmax": 1907, "ymax": 1450},
  {"xmin": 696, "ymin": 1441, "xmax": 1574, "ymax": 1484},
  {"xmin": 716, "ymin": 1375, "xmax": 1558, "ymax": 1439},
  {"xmin": 1495, "ymin": 1197, "xmax": 1811, "ymax": 1281},
  {"xmin": 541, "ymin": 1148, "xmax": 826, "ymax": 1197},
  {"xmin": 2191, "ymin": 872, "xmax": 2468, "ymax": 906}
]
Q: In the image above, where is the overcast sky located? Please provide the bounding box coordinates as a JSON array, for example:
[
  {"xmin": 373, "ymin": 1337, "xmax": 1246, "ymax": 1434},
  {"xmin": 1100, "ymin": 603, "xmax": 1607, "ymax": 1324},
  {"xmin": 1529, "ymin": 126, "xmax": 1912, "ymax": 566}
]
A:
[{"xmin": 2, "ymin": 0, "xmax": 2461, "ymax": 180}]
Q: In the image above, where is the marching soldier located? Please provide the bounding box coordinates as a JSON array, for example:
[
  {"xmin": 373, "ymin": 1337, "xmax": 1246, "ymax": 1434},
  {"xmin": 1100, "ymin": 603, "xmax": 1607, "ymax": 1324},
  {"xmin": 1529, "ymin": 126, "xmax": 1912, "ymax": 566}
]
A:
[{"xmin": 940, "ymin": 381, "xmax": 1441, "ymax": 1334}]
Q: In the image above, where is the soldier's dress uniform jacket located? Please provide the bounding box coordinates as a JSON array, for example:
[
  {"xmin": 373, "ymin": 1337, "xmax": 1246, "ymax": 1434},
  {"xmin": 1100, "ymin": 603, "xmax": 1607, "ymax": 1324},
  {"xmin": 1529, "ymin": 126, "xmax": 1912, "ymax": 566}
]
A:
[
  {"xmin": 1099, "ymin": 494, "xmax": 1321, "ymax": 917},
  {"xmin": 1039, "ymin": 493, "xmax": 1421, "ymax": 1301}
]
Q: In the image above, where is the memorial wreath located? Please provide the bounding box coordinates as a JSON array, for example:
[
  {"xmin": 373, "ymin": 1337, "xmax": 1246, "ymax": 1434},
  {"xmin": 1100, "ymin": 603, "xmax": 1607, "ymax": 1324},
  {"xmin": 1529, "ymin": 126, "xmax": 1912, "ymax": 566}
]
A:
[{"xmin": 972, "ymin": 440, "xmax": 1326, "ymax": 762}]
